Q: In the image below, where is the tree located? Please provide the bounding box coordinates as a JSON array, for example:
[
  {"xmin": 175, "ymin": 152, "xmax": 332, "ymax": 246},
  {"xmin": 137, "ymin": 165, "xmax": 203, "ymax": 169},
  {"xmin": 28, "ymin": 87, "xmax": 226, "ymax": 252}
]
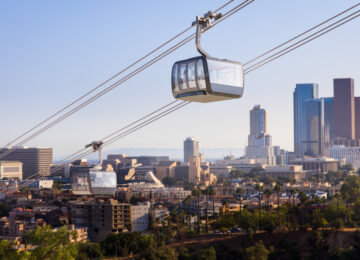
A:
[
  {"xmin": 339, "ymin": 164, "xmax": 354, "ymax": 173},
  {"xmin": 24, "ymin": 225, "xmax": 78, "ymax": 259},
  {"xmin": 140, "ymin": 243, "xmax": 177, "ymax": 260},
  {"xmin": 208, "ymin": 186, "xmax": 216, "ymax": 234},
  {"xmin": 203, "ymin": 188, "xmax": 210, "ymax": 233},
  {"xmin": 341, "ymin": 175, "xmax": 360, "ymax": 225},
  {"xmin": 198, "ymin": 247, "xmax": 217, "ymax": 260},
  {"xmin": 260, "ymin": 174, "xmax": 276, "ymax": 185},
  {"xmin": 192, "ymin": 189, "xmax": 201, "ymax": 234},
  {"xmin": 273, "ymin": 185, "xmax": 282, "ymax": 227},
  {"xmin": 245, "ymin": 241, "xmax": 269, "ymax": 260},
  {"xmin": 77, "ymin": 243, "xmax": 103, "ymax": 260},
  {"xmin": 263, "ymin": 189, "xmax": 272, "ymax": 210},
  {"xmin": 235, "ymin": 188, "xmax": 244, "ymax": 219},
  {"xmin": 162, "ymin": 177, "xmax": 177, "ymax": 187},
  {"xmin": 183, "ymin": 195, "xmax": 193, "ymax": 230},
  {"xmin": 229, "ymin": 169, "xmax": 245, "ymax": 179},
  {"xmin": 101, "ymin": 232, "xmax": 151, "ymax": 257},
  {"xmin": 290, "ymin": 189, "xmax": 297, "ymax": 208},
  {"xmin": 255, "ymin": 184, "xmax": 263, "ymax": 221},
  {"xmin": 0, "ymin": 240, "xmax": 24, "ymax": 259},
  {"xmin": 0, "ymin": 202, "xmax": 10, "ymax": 217}
]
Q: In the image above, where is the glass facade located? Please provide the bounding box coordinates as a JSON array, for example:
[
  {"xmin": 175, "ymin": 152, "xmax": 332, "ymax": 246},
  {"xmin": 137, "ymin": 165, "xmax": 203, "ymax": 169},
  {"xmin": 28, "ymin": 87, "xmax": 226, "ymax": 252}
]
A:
[
  {"xmin": 250, "ymin": 105, "xmax": 267, "ymax": 136},
  {"xmin": 323, "ymin": 98, "xmax": 334, "ymax": 156},
  {"xmin": 90, "ymin": 171, "xmax": 117, "ymax": 195},
  {"xmin": 171, "ymin": 57, "xmax": 243, "ymax": 102},
  {"xmin": 71, "ymin": 170, "xmax": 117, "ymax": 196},
  {"xmin": 293, "ymin": 83, "xmax": 318, "ymax": 156},
  {"xmin": 303, "ymin": 99, "xmax": 324, "ymax": 156}
]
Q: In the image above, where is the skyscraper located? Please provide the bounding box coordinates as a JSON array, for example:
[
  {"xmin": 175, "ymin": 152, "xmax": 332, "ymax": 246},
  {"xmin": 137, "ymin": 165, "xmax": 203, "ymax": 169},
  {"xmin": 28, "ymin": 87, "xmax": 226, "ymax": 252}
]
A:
[
  {"xmin": 293, "ymin": 83, "xmax": 319, "ymax": 156},
  {"xmin": 303, "ymin": 99, "xmax": 324, "ymax": 156},
  {"xmin": 183, "ymin": 137, "xmax": 199, "ymax": 163},
  {"xmin": 355, "ymin": 97, "xmax": 360, "ymax": 140},
  {"xmin": 323, "ymin": 97, "xmax": 334, "ymax": 155},
  {"xmin": 333, "ymin": 78, "xmax": 355, "ymax": 140},
  {"xmin": 0, "ymin": 147, "xmax": 53, "ymax": 178},
  {"xmin": 250, "ymin": 105, "xmax": 267, "ymax": 136},
  {"xmin": 245, "ymin": 105, "xmax": 276, "ymax": 165}
]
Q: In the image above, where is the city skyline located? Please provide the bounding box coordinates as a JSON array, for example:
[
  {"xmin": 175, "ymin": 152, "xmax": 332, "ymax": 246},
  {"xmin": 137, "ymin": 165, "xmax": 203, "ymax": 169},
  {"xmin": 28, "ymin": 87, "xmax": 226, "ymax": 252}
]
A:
[
  {"xmin": 1, "ymin": 0, "xmax": 360, "ymax": 159},
  {"xmin": 1, "ymin": 2, "xmax": 360, "ymax": 257}
]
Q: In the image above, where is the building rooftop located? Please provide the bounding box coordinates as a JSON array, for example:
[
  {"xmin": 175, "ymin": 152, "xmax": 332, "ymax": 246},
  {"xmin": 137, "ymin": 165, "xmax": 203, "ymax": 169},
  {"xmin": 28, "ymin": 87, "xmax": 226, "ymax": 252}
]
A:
[
  {"xmin": 157, "ymin": 161, "xmax": 177, "ymax": 167},
  {"xmin": 293, "ymin": 157, "xmax": 339, "ymax": 162}
]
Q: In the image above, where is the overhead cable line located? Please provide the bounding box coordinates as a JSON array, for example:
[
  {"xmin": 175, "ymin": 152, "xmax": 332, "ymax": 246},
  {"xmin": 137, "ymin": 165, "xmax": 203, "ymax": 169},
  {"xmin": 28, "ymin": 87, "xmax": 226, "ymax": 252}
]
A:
[
  {"xmin": 243, "ymin": 2, "xmax": 360, "ymax": 67},
  {"xmin": 2, "ymin": 100, "xmax": 189, "ymax": 194},
  {"xmin": 243, "ymin": 8, "xmax": 360, "ymax": 74},
  {"xmin": 4, "ymin": 1, "xmax": 360, "ymax": 194},
  {"xmin": 0, "ymin": 0, "xmax": 241, "ymax": 159}
]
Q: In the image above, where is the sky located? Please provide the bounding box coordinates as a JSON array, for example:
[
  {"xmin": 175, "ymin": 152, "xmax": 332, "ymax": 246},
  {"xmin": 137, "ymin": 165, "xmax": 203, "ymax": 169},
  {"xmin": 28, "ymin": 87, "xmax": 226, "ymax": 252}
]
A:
[{"xmin": 1, "ymin": 0, "xmax": 360, "ymax": 160}]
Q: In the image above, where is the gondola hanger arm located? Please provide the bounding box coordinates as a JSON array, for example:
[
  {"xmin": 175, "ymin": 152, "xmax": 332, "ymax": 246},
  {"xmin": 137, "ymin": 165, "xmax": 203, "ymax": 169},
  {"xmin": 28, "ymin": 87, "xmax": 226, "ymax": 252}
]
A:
[{"xmin": 192, "ymin": 11, "xmax": 222, "ymax": 57}]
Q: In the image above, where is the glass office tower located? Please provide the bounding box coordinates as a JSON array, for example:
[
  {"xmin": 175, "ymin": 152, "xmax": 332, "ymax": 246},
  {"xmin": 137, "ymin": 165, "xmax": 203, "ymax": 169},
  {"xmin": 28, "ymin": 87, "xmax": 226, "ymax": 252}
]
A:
[
  {"xmin": 303, "ymin": 99, "xmax": 324, "ymax": 156},
  {"xmin": 293, "ymin": 83, "xmax": 319, "ymax": 156},
  {"xmin": 323, "ymin": 97, "xmax": 334, "ymax": 156}
]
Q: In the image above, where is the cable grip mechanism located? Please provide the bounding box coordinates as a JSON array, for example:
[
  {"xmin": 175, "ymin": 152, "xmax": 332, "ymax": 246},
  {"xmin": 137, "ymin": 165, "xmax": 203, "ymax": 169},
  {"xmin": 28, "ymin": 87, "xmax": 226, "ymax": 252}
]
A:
[{"xmin": 192, "ymin": 11, "xmax": 222, "ymax": 56}]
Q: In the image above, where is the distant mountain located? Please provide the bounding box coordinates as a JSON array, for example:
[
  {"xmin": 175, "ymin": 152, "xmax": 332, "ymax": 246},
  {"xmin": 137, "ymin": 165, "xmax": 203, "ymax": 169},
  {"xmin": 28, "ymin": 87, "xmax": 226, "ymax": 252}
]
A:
[{"xmin": 55, "ymin": 147, "xmax": 244, "ymax": 162}]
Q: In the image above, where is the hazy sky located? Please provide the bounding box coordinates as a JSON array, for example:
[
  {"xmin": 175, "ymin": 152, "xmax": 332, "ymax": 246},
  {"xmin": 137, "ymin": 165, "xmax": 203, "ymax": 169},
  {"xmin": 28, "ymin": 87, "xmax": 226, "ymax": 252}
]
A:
[{"xmin": 1, "ymin": 0, "xmax": 360, "ymax": 159}]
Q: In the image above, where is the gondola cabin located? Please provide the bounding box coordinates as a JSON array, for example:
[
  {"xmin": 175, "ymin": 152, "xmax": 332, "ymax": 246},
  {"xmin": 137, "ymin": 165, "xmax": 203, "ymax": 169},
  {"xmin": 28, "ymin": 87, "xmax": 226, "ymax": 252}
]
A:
[
  {"xmin": 172, "ymin": 56, "xmax": 244, "ymax": 103},
  {"xmin": 71, "ymin": 170, "xmax": 117, "ymax": 196}
]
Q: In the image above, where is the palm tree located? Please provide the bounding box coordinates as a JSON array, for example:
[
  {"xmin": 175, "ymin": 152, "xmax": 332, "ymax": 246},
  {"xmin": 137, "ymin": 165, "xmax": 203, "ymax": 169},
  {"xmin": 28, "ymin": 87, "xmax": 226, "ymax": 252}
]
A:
[
  {"xmin": 203, "ymin": 188, "xmax": 210, "ymax": 233},
  {"xmin": 274, "ymin": 185, "xmax": 282, "ymax": 227},
  {"xmin": 334, "ymin": 193, "xmax": 340, "ymax": 219},
  {"xmin": 183, "ymin": 195, "xmax": 192, "ymax": 230},
  {"xmin": 222, "ymin": 200, "xmax": 229, "ymax": 215},
  {"xmin": 255, "ymin": 184, "xmax": 263, "ymax": 219},
  {"xmin": 263, "ymin": 188, "xmax": 272, "ymax": 210},
  {"xmin": 298, "ymin": 191, "xmax": 308, "ymax": 226},
  {"xmin": 235, "ymin": 188, "xmax": 244, "ymax": 219},
  {"xmin": 192, "ymin": 189, "xmax": 201, "ymax": 234},
  {"xmin": 290, "ymin": 189, "xmax": 297, "ymax": 208},
  {"xmin": 274, "ymin": 185, "xmax": 281, "ymax": 210},
  {"xmin": 208, "ymin": 186, "xmax": 216, "ymax": 234}
]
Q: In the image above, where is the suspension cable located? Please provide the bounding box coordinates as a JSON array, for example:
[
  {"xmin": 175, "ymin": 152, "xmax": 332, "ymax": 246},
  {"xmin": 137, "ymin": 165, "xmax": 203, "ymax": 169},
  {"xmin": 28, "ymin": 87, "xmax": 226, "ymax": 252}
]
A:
[
  {"xmin": 0, "ymin": 0, "xmax": 238, "ymax": 155},
  {"xmin": 5, "ymin": 1, "xmax": 360, "ymax": 194},
  {"xmin": 244, "ymin": 10, "xmax": 360, "ymax": 74}
]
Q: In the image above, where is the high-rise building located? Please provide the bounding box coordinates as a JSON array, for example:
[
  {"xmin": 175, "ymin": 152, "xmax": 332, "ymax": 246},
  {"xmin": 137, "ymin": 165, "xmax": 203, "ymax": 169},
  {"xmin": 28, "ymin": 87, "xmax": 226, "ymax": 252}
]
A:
[
  {"xmin": 250, "ymin": 105, "xmax": 267, "ymax": 136},
  {"xmin": 245, "ymin": 105, "xmax": 276, "ymax": 165},
  {"xmin": 303, "ymin": 98, "xmax": 324, "ymax": 156},
  {"xmin": 333, "ymin": 78, "xmax": 355, "ymax": 140},
  {"xmin": 323, "ymin": 97, "xmax": 334, "ymax": 155},
  {"xmin": 0, "ymin": 147, "xmax": 53, "ymax": 178},
  {"xmin": 355, "ymin": 97, "xmax": 360, "ymax": 140},
  {"xmin": 183, "ymin": 137, "xmax": 199, "ymax": 163},
  {"xmin": 293, "ymin": 83, "xmax": 319, "ymax": 156}
]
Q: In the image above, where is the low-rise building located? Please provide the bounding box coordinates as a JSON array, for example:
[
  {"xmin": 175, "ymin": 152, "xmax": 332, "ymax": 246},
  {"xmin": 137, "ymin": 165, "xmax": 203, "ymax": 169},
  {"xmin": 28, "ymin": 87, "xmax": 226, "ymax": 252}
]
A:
[
  {"xmin": 0, "ymin": 217, "xmax": 25, "ymax": 240},
  {"xmin": 131, "ymin": 202, "xmax": 150, "ymax": 232},
  {"xmin": 264, "ymin": 165, "xmax": 307, "ymax": 181},
  {"xmin": 154, "ymin": 161, "xmax": 179, "ymax": 181},
  {"xmin": 291, "ymin": 157, "xmax": 339, "ymax": 173},
  {"xmin": 68, "ymin": 199, "xmax": 132, "ymax": 242},
  {"xmin": 0, "ymin": 161, "xmax": 23, "ymax": 180}
]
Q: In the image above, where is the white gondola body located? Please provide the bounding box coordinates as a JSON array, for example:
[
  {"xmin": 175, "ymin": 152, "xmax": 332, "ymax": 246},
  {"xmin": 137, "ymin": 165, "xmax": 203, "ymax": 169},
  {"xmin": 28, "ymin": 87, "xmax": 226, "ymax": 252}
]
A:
[{"xmin": 172, "ymin": 56, "xmax": 244, "ymax": 103}]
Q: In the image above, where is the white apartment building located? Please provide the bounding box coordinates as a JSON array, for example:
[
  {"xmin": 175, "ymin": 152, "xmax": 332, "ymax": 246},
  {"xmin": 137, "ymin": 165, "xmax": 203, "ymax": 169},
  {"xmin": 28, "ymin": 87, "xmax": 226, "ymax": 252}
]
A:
[
  {"xmin": 0, "ymin": 161, "xmax": 22, "ymax": 180},
  {"xmin": 330, "ymin": 145, "xmax": 360, "ymax": 169},
  {"xmin": 131, "ymin": 202, "xmax": 150, "ymax": 232}
]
